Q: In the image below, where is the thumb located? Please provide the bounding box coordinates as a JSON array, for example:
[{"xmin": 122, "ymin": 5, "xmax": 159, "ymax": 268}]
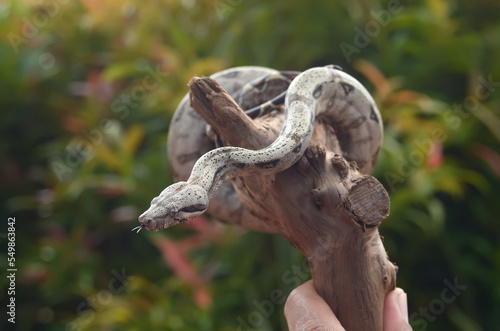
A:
[
  {"xmin": 285, "ymin": 280, "xmax": 345, "ymax": 331},
  {"xmin": 383, "ymin": 288, "xmax": 412, "ymax": 331}
]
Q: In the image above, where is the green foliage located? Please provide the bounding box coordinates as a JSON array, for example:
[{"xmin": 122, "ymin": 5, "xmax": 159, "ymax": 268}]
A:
[{"xmin": 1, "ymin": 0, "xmax": 499, "ymax": 330}]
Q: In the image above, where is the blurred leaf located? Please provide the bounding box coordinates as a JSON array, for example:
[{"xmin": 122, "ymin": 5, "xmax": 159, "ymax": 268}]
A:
[
  {"xmin": 93, "ymin": 143, "xmax": 120, "ymax": 172},
  {"xmin": 121, "ymin": 124, "xmax": 145, "ymax": 158},
  {"xmin": 102, "ymin": 62, "xmax": 141, "ymax": 82}
]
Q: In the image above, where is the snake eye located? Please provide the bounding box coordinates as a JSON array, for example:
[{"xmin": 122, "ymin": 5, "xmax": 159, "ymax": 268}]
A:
[{"xmin": 179, "ymin": 204, "xmax": 206, "ymax": 213}]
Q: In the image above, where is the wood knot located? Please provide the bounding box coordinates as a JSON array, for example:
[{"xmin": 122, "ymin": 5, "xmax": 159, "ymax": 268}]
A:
[
  {"xmin": 331, "ymin": 154, "xmax": 349, "ymax": 178},
  {"xmin": 349, "ymin": 161, "xmax": 359, "ymax": 172},
  {"xmin": 310, "ymin": 187, "xmax": 325, "ymax": 209},
  {"xmin": 305, "ymin": 143, "xmax": 326, "ymax": 162}
]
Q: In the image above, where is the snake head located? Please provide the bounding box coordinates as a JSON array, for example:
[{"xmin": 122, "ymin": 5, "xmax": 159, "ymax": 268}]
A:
[{"xmin": 138, "ymin": 182, "xmax": 209, "ymax": 231}]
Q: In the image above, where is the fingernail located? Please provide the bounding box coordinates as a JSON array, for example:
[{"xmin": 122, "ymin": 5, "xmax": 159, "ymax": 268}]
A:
[{"xmin": 395, "ymin": 288, "xmax": 409, "ymax": 323}]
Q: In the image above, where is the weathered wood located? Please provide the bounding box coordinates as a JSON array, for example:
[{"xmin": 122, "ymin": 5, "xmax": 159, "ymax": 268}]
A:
[
  {"xmin": 189, "ymin": 77, "xmax": 397, "ymax": 330},
  {"xmin": 189, "ymin": 77, "xmax": 275, "ymax": 150}
]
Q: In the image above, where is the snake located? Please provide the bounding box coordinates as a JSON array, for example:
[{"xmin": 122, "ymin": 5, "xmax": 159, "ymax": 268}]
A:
[{"xmin": 134, "ymin": 65, "xmax": 383, "ymax": 232}]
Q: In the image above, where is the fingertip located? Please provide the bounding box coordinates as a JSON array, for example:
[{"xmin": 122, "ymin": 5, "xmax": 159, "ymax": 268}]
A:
[
  {"xmin": 384, "ymin": 288, "xmax": 412, "ymax": 331},
  {"xmin": 395, "ymin": 288, "xmax": 408, "ymax": 323}
]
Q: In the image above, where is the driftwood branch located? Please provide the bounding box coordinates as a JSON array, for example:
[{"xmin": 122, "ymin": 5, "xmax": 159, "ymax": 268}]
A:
[
  {"xmin": 189, "ymin": 77, "xmax": 275, "ymax": 149},
  {"xmin": 188, "ymin": 77, "xmax": 397, "ymax": 330}
]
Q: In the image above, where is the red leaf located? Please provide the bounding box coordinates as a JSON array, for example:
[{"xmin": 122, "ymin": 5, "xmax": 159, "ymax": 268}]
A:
[
  {"xmin": 154, "ymin": 237, "xmax": 212, "ymax": 308},
  {"xmin": 475, "ymin": 144, "xmax": 500, "ymax": 176},
  {"xmin": 428, "ymin": 143, "xmax": 444, "ymax": 169}
]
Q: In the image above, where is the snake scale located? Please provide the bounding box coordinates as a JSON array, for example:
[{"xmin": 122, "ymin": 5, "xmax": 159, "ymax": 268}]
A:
[{"xmin": 135, "ymin": 66, "xmax": 383, "ymax": 232}]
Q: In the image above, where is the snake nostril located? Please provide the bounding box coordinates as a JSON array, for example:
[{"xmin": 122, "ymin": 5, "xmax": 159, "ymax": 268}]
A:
[{"xmin": 138, "ymin": 213, "xmax": 152, "ymax": 225}]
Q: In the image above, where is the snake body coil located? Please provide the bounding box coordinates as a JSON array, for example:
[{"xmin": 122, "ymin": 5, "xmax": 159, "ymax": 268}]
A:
[{"xmin": 137, "ymin": 66, "xmax": 382, "ymax": 232}]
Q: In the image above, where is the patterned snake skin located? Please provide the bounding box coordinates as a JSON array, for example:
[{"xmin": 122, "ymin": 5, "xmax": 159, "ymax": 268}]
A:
[{"xmin": 135, "ymin": 66, "xmax": 383, "ymax": 232}]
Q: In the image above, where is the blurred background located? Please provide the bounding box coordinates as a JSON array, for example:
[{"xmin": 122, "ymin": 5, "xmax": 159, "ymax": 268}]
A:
[{"xmin": 1, "ymin": 0, "xmax": 499, "ymax": 330}]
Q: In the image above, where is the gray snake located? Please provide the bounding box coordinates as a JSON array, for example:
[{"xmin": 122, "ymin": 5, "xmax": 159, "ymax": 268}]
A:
[{"xmin": 135, "ymin": 66, "xmax": 383, "ymax": 232}]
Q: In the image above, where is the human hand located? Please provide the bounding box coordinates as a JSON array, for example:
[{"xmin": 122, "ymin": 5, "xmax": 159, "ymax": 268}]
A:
[{"xmin": 284, "ymin": 280, "xmax": 412, "ymax": 331}]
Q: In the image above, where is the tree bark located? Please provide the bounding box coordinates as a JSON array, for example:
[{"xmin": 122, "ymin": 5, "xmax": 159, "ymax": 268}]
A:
[{"xmin": 188, "ymin": 77, "xmax": 397, "ymax": 330}]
